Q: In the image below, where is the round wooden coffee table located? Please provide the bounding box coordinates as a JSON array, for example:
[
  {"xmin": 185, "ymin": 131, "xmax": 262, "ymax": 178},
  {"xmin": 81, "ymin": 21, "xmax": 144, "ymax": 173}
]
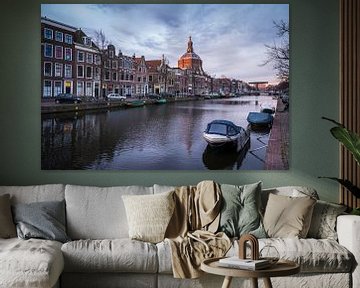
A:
[{"xmin": 201, "ymin": 257, "xmax": 300, "ymax": 288}]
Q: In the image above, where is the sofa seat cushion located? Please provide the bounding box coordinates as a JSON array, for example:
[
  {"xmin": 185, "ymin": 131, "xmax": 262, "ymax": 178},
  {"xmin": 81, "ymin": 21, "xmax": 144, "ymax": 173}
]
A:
[
  {"xmin": 229, "ymin": 238, "xmax": 354, "ymax": 273},
  {"xmin": 61, "ymin": 239, "xmax": 158, "ymax": 273},
  {"xmin": 157, "ymin": 238, "xmax": 354, "ymax": 274},
  {"xmin": 0, "ymin": 238, "xmax": 64, "ymax": 288}
]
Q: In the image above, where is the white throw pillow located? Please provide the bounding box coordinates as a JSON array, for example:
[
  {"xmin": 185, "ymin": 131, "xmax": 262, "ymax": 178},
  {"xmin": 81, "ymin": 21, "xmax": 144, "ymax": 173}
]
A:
[{"xmin": 122, "ymin": 191, "xmax": 175, "ymax": 243}]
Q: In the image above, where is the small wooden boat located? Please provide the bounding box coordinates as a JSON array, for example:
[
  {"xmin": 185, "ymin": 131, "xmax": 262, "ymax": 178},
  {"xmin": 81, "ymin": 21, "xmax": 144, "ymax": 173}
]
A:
[
  {"xmin": 247, "ymin": 112, "xmax": 273, "ymax": 128},
  {"xmin": 203, "ymin": 120, "xmax": 250, "ymax": 151},
  {"xmin": 126, "ymin": 100, "xmax": 145, "ymax": 107}
]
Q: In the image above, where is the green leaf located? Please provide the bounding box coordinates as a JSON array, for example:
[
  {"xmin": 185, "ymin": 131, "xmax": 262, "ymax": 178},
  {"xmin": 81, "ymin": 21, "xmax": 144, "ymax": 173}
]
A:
[
  {"xmin": 319, "ymin": 177, "xmax": 360, "ymax": 198},
  {"xmin": 322, "ymin": 117, "xmax": 360, "ymax": 165},
  {"xmin": 330, "ymin": 126, "xmax": 360, "ymax": 165}
]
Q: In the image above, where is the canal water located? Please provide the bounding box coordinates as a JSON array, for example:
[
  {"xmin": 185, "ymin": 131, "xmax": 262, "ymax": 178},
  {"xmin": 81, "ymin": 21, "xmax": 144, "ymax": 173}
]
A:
[{"xmin": 41, "ymin": 96, "xmax": 277, "ymax": 170}]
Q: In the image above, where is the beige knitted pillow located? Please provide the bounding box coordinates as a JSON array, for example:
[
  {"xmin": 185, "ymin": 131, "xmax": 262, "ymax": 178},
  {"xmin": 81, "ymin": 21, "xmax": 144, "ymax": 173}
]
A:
[{"xmin": 122, "ymin": 191, "xmax": 175, "ymax": 243}]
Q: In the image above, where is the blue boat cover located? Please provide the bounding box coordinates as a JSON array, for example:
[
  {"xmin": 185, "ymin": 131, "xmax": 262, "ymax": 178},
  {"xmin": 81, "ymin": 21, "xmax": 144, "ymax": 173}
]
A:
[{"xmin": 247, "ymin": 112, "xmax": 273, "ymax": 125}]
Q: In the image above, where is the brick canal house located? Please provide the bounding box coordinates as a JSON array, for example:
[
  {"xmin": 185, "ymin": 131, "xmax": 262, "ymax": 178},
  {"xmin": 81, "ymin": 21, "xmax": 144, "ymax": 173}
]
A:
[
  {"xmin": 41, "ymin": 17, "xmax": 77, "ymax": 98},
  {"xmin": 134, "ymin": 55, "xmax": 149, "ymax": 97}
]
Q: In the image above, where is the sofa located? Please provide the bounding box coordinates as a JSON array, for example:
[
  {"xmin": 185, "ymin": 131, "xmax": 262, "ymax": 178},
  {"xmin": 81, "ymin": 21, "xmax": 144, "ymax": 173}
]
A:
[{"xmin": 0, "ymin": 183, "xmax": 359, "ymax": 288}]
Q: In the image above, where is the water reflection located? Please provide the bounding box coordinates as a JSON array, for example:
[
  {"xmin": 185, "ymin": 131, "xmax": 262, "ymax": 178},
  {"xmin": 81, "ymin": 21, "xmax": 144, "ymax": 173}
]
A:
[{"xmin": 41, "ymin": 96, "xmax": 277, "ymax": 170}]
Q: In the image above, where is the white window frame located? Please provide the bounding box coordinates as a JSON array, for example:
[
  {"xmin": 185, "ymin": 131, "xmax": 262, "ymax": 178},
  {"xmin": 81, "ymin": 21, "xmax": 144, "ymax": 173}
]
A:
[
  {"xmin": 64, "ymin": 64, "xmax": 72, "ymax": 78},
  {"xmin": 44, "ymin": 28, "xmax": 53, "ymax": 40},
  {"xmin": 54, "ymin": 46, "xmax": 63, "ymax": 59},
  {"xmin": 77, "ymin": 51, "xmax": 85, "ymax": 62},
  {"xmin": 77, "ymin": 65, "xmax": 84, "ymax": 78},
  {"xmin": 44, "ymin": 62, "xmax": 52, "ymax": 77},
  {"xmin": 54, "ymin": 81, "xmax": 62, "ymax": 96},
  {"xmin": 86, "ymin": 53, "xmax": 93, "ymax": 64},
  {"xmin": 86, "ymin": 82, "xmax": 92, "ymax": 96},
  {"xmin": 54, "ymin": 63, "xmax": 63, "ymax": 77},
  {"xmin": 44, "ymin": 43, "xmax": 53, "ymax": 58},
  {"xmin": 104, "ymin": 70, "xmax": 110, "ymax": 80},
  {"xmin": 86, "ymin": 66, "xmax": 93, "ymax": 79},
  {"xmin": 94, "ymin": 54, "xmax": 101, "ymax": 65},
  {"xmin": 112, "ymin": 72, "xmax": 118, "ymax": 81},
  {"xmin": 43, "ymin": 80, "xmax": 52, "ymax": 97},
  {"xmin": 64, "ymin": 48, "xmax": 72, "ymax": 61},
  {"xmin": 64, "ymin": 34, "xmax": 73, "ymax": 44},
  {"xmin": 112, "ymin": 60, "xmax": 118, "ymax": 69},
  {"xmin": 77, "ymin": 81, "xmax": 84, "ymax": 96},
  {"xmin": 55, "ymin": 31, "xmax": 63, "ymax": 42}
]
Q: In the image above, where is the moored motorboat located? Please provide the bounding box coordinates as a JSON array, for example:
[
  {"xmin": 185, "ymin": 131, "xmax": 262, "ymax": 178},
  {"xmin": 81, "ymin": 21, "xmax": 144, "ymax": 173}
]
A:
[
  {"xmin": 203, "ymin": 120, "xmax": 250, "ymax": 151},
  {"xmin": 126, "ymin": 100, "xmax": 145, "ymax": 107},
  {"xmin": 247, "ymin": 112, "xmax": 273, "ymax": 128},
  {"xmin": 260, "ymin": 103, "xmax": 275, "ymax": 114},
  {"xmin": 156, "ymin": 98, "xmax": 167, "ymax": 104}
]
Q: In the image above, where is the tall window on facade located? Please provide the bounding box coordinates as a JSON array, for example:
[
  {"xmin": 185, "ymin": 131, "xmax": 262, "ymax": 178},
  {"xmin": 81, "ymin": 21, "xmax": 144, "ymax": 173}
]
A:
[
  {"xmin": 55, "ymin": 31, "xmax": 63, "ymax": 42},
  {"xmin": 94, "ymin": 54, "xmax": 101, "ymax": 65},
  {"xmin": 55, "ymin": 46, "xmax": 63, "ymax": 59},
  {"xmin": 86, "ymin": 53, "xmax": 93, "ymax": 64},
  {"xmin": 54, "ymin": 63, "xmax": 63, "ymax": 77},
  {"xmin": 112, "ymin": 61, "xmax": 118, "ymax": 69},
  {"xmin": 86, "ymin": 82, "xmax": 92, "ymax": 96},
  {"xmin": 65, "ymin": 64, "xmax": 72, "ymax": 78},
  {"xmin": 86, "ymin": 66, "xmax": 93, "ymax": 79},
  {"xmin": 44, "ymin": 44, "xmax": 53, "ymax": 58},
  {"xmin": 43, "ymin": 80, "xmax": 52, "ymax": 97},
  {"xmin": 44, "ymin": 28, "xmax": 53, "ymax": 40},
  {"xmin": 44, "ymin": 62, "xmax": 52, "ymax": 76},
  {"xmin": 112, "ymin": 72, "xmax": 117, "ymax": 81},
  {"xmin": 77, "ymin": 81, "xmax": 84, "ymax": 96},
  {"xmin": 95, "ymin": 67, "xmax": 100, "ymax": 80},
  {"xmin": 64, "ymin": 48, "xmax": 72, "ymax": 61},
  {"xmin": 54, "ymin": 81, "xmax": 62, "ymax": 96},
  {"xmin": 105, "ymin": 70, "xmax": 110, "ymax": 80},
  {"xmin": 77, "ymin": 51, "xmax": 85, "ymax": 62},
  {"xmin": 77, "ymin": 65, "xmax": 84, "ymax": 78},
  {"xmin": 64, "ymin": 34, "xmax": 73, "ymax": 44}
]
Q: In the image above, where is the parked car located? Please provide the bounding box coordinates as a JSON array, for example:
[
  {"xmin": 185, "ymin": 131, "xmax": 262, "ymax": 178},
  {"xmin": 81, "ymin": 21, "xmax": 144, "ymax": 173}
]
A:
[
  {"xmin": 106, "ymin": 93, "xmax": 127, "ymax": 101},
  {"xmin": 55, "ymin": 93, "xmax": 82, "ymax": 104}
]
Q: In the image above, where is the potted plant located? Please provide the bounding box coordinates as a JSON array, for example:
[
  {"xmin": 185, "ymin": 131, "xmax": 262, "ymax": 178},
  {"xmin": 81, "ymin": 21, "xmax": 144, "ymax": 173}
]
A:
[{"xmin": 320, "ymin": 117, "xmax": 360, "ymax": 215}]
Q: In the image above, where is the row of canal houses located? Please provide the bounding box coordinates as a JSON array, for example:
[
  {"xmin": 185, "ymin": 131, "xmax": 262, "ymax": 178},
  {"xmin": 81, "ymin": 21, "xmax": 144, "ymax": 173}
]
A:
[{"xmin": 41, "ymin": 17, "xmax": 249, "ymax": 100}]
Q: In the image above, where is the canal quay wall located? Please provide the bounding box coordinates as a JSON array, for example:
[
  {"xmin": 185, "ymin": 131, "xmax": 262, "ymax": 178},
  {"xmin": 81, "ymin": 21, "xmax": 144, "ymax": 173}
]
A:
[
  {"xmin": 41, "ymin": 96, "xmax": 202, "ymax": 114},
  {"xmin": 264, "ymin": 99, "xmax": 289, "ymax": 170}
]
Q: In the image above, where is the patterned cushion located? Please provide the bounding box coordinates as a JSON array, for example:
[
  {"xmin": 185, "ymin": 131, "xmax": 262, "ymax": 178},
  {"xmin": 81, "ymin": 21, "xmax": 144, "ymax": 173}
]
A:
[
  {"xmin": 122, "ymin": 191, "xmax": 175, "ymax": 243},
  {"xmin": 307, "ymin": 200, "xmax": 347, "ymax": 240}
]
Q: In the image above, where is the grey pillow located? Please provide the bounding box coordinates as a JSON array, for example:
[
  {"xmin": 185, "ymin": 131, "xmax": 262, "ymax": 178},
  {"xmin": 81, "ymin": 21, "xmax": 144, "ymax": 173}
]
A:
[
  {"xmin": 307, "ymin": 200, "xmax": 347, "ymax": 240},
  {"xmin": 0, "ymin": 194, "xmax": 17, "ymax": 238},
  {"xmin": 218, "ymin": 182, "xmax": 266, "ymax": 238},
  {"xmin": 12, "ymin": 200, "xmax": 70, "ymax": 243}
]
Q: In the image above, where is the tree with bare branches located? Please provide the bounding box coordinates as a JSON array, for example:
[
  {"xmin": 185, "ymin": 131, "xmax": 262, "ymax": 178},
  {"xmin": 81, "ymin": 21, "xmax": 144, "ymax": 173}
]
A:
[
  {"xmin": 93, "ymin": 29, "xmax": 109, "ymax": 50},
  {"xmin": 261, "ymin": 20, "xmax": 289, "ymax": 82}
]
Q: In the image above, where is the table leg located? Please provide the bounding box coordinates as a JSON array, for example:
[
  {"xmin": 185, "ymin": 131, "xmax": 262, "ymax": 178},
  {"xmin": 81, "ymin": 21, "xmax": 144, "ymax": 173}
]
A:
[
  {"xmin": 251, "ymin": 278, "xmax": 258, "ymax": 288},
  {"xmin": 263, "ymin": 277, "xmax": 273, "ymax": 288},
  {"xmin": 221, "ymin": 276, "xmax": 233, "ymax": 288}
]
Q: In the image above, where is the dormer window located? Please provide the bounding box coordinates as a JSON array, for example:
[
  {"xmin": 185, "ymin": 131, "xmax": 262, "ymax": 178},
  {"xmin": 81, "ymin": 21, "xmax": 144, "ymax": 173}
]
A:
[{"xmin": 83, "ymin": 37, "xmax": 92, "ymax": 47}]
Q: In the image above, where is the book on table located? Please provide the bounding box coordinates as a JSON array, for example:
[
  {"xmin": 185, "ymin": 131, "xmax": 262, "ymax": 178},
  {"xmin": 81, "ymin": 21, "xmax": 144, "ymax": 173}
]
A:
[{"xmin": 218, "ymin": 257, "xmax": 271, "ymax": 270}]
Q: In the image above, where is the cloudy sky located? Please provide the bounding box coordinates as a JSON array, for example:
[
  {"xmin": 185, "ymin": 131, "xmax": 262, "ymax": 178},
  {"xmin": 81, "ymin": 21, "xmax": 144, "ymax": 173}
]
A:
[{"xmin": 41, "ymin": 4, "xmax": 288, "ymax": 84}]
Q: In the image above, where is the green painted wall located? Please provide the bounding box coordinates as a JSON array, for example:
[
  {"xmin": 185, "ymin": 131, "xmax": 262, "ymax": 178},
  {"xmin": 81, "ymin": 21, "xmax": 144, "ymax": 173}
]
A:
[{"xmin": 0, "ymin": 0, "xmax": 340, "ymax": 202}]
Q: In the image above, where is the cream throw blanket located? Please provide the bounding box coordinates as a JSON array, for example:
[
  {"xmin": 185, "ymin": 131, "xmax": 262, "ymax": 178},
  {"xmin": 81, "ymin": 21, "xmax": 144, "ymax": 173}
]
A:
[{"xmin": 165, "ymin": 181, "xmax": 231, "ymax": 278}]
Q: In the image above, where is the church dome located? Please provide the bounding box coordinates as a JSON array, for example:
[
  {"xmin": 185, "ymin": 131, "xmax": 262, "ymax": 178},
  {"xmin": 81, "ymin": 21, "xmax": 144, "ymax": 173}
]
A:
[{"xmin": 178, "ymin": 36, "xmax": 203, "ymax": 72}]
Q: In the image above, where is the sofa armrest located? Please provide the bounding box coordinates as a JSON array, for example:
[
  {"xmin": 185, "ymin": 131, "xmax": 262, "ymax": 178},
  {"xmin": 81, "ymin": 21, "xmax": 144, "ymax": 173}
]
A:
[{"xmin": 337, "ymin": 215, "xmax": 360, "ymax": 288}]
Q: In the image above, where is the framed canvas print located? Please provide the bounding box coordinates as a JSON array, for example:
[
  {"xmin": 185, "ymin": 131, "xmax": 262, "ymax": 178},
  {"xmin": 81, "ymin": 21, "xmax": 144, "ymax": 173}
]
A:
[{"xmin": 41, "ymin": 4, "xmax": 289, "ymax": 170}]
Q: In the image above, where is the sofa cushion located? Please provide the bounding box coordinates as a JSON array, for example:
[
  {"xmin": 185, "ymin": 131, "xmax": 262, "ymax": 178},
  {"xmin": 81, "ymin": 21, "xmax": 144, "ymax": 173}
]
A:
[
  {"xmin": 122, "ymin": 191, "xmax": 175, "ymax": 243},
  {"xmin": 218, "ymin": 182, "xmax": 266, "ymax": 238},
  {"xmin": 12, "ymin": 200, "xmax": 70, "ymax": 243},
  {"xmin": 263, "ymin": 193, "xmax": 316, "ymax": 238},
  {"xmin": 0, "ymin": 194, "xmax": 16, "ymax": 238},
  {"xmin": 61, "ymin": 239, "xmax": 158, "ymax": 273},
  {"xmin": 261, "ymin": 186, "xmax": 319, "ymax": 213},
  {"xmin": 307, "ymin": 200, "xmax": 347, "ymax": 240},
  {"xmin": 65, "ymin": 185, "xmax": 153, "ymax": 239},
  {"xmin": 157, "ymin": 237, "xmax": 353, "ymax": 274},
  {"xmin": 0, "ymin": 184, "xmax": 65, "ymax": 204},
  {"xmin": 0, "ymin": 238, "xmax": 64, "ymax": 288}
]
